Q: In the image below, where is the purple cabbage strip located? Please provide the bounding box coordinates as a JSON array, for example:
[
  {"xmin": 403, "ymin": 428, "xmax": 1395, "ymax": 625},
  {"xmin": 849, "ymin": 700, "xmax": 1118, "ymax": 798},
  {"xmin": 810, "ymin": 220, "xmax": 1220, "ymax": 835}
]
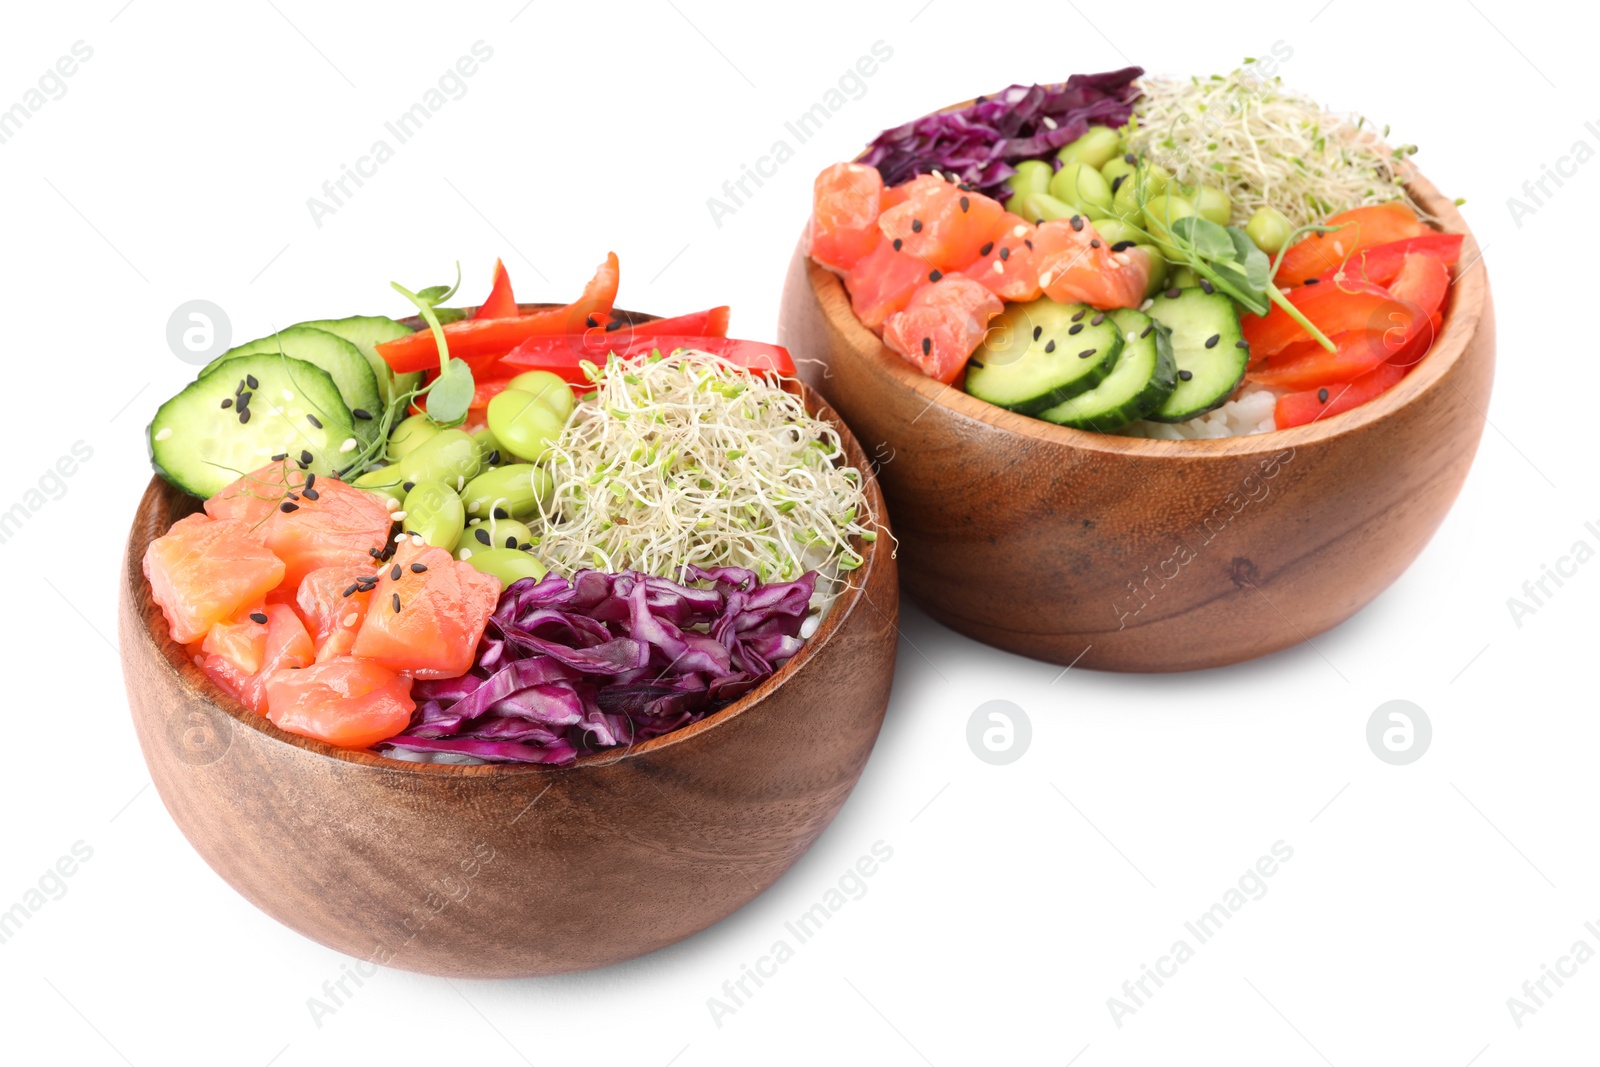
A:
[
  {"xmin": 379, "ymin": 568, "xmax": 817, "ymax": 766},
  {"xmin": 859, "ymin": 68, "xmax": 1144, "ymax": 196}
]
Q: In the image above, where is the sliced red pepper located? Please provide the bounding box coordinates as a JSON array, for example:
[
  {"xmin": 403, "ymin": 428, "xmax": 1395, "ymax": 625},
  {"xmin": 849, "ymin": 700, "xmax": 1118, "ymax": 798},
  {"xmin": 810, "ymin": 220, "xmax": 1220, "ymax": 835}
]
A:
[
  {"xmin": 1275, "ymin": 362, "xmax": 1407, "ymax": 429},
  {"xmin": 501, "ymin": 334, "xmax": 795, "ymax": 385},
  {"xmin": 375, "ymin": 252, "xmax": 620, "ymax": 374},
  {"xmin": 1288, "ymin": 233, "xmax": 1464, "ymax": 289},
  {"xmin": 1275, "ymin": 202, "xmax": 1429, "ymax": 285},
  {"xmin": 1242, "ymin": 276, "xmax": 1398, "ymax": 360},
  {"xmin": 1379, "ymin": 251, "xmax": 1451, "ymax": 371},
  {"xmin": 474, "ymin": 258, "xmax": 518, "ymax": 320}
]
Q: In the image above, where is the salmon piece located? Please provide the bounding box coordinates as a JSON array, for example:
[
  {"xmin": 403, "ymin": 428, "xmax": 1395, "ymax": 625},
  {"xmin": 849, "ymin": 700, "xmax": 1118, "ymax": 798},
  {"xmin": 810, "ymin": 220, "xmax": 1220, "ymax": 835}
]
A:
[
  {"xmin": 1032, "ymin": 220, "xmax": 1149, "ymax": 310},
  {"xmin": 265, "ymin": 657, "xmax": 416, "ymax": 749},
  {"xmin": 959, "ymin": 213, "xmax": 1042, "ymax": 301},
  {"xmin": 144, "ymin": 512, "xmax": 285, "ymax": 644},
  {"xmin": 845, "ymin": 236, "xmax": 934, "ymax": 331},
  {"xmin": 878, "ymin": 175, "xmax": 1007, "ymax": 272},
  {"xmin": 201, "ymin": 603, "xmax": 312, "ymax": 713},
  {"xmin": 351, "ymin": 540, "xmax": 500, "ymax": 679},
  {"xmin": 201, "ymin": 605, "xmax": 269, "ymax": 675},
  {"xmin": 808, "ymin": 162, "xmax": 885, "ymax": 274},
  {"xmin": 296, "ymin": 565, "xmax": 376, "ymax": 663},
  {"xmin": 882, "ymin": 276, "xmax": 1004, "ymax": 384}
]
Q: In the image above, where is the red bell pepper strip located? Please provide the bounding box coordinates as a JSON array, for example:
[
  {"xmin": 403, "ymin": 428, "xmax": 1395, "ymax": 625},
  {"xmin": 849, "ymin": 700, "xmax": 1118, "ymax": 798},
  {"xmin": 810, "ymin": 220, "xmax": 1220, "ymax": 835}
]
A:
[
  {"xmin": 1288, "ymin": 233, "xmax": 1464, "ymax": 289},
  {"xmin": 474, "ymin": 258, "xmax": 518, "ymax": 320},
  {"xmin": 500, "ymin": 335, "xmax": 796, "ymax": 386},
  {"xmin": 1275, "ymin": 202, "xmax": 1429, "ymax": 285},
  {"xmin": 1275, "ymin": 362, "xmax": 1407, "ymax": 429},
  {"xmin": 375, "ymin": 253, "xmax": 620, "ymax": 374},
  {"xmin": 1242, "ymin": 276, "xmax": 1400, "ymax": 361}
]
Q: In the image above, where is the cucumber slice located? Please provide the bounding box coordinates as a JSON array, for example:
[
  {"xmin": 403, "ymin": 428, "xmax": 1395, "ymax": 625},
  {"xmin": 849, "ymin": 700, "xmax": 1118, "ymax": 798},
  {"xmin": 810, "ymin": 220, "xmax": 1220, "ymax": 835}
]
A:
[
  {"xmin": 150, "ymin": 355, "xmax": 357, "ymax": 499},
  {"xmin": 1039, "ymin": 309, "xmax": 1177, "ymax": 431},
  {"xmin": 1145, "ymin": 288, "xmax": 1247, "ymax": 422},
  {"xmin": 299, "ymin": 315, "xmax": 418, "ymax": 409},
  {"xmin": 965, "ymin": 299, "xmax": 1123, "ymax": 415},
  {"xmin": 202, "ymin": 326, "xmax": 383, "ymax": 444}
]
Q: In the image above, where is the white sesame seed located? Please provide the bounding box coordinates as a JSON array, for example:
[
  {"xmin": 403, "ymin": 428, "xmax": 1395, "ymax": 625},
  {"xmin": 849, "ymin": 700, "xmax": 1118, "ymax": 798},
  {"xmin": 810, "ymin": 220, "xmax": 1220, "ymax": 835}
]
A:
[
  {"xmin": 459, "ymin": 548, "xmax": 473, "ymax": 559},
  {"xmin": 342, "ymin": 612, "xmax": 358, "ymax": 628},
  {"xmin": 1114, "ymin": 252, "xmax": 1131, "ymax": 265},
  {"xmin": 1012, "ymin": 225, "xmax": 1028, "ymax": 238},
  {"xmin": 1038, "ymin": 271, "xmax": 1053, "ymax": 288},
  {"xmin": 1041, "ymin": 115, "xmax": 1058, "ymax": 130},
  {"xmin": 991, "ymin": 261, "xmax": 1004, "ymax": 274},
  {"xmin": 391, "ymin": 510, "xmax": 408, "ymax": 520},
  {"xmin": 339, "ymin": 438, "xmax": 358, "ymax": 453},
  {"xmin": 153, "ymin": 427, "xmax": 173, "ymax": 441},
  {"xmin": 394, "ymin": 532, "xmax": 408, "ymax": 543},
  {"xmin": 410, "ymin": 534, "xmax": 423, "ymax": 546}
]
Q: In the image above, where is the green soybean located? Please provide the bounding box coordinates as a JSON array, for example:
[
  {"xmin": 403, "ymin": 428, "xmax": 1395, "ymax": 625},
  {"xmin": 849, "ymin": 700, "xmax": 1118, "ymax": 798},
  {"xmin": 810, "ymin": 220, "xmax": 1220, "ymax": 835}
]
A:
[
  {"xmin": 460, "ymin": 463, "xmax": 550, "ymax": 521},
  {"xmin": 351, "ymin": 465, "xmax": 407, "ymax": 507},
  {"xmin": 1194, "ymin": 186, "xmax": 1233, "ymax": 227},
  {"xmin": 1136, "ymin": 244, "xmax": 1169, "ymax": 298},
  {"xmin": 398, "ymin": 428, "xmax": 481, "ymax": 489},
  {"xmin": 487, "ymin": 388, "xmax": 566, "ymax": 463},
  {"xmin": 505, "ymin": 372, "xmax": 576, "ymax": 423},
  {"xmin": 1142, "ymin": 194, "xmax": 1197, "ymax": 245},
  {"xmin": 1091, "ymin": 217, "xmax": 1143, "ymax": 247},
  {"xmin": 1019, "ymin": 192, "xmax": 1079, "ymax": 223},
  {"xmin": 1002, "ymin": 159, "xmax": 1053, "ymax": 214},
  {"xmin": 462, "ymin": 548, "xmax": 548, "ymax": 587},
  {"xmin": 1048, "ymin": 161, "xmax": 1113, "ymax": 218},
  {"xmin": 401, "ymin": 479, "xmax": 465, "ymax": 549},
  {"xmin": 456, "ymin": 516, "xmax": 536, "ymax": 557},
  {"xmin": 471, "ymin": 426, "xmax": 504, "ymax": 465},
  {"xmin": 1245, "ymin": 206, "xmax": 1294, "ymax": 256},
  {"xmin": 1167, "ymin": 265, "xmax": 1202, "ymax": 288},
  {"xmin": 388, "ymin": 414, "xmax": 440, "ymax": 460},
  {"xmin": 1056, "ymin": 125, "xmax": 1122, "ymax": 170},
  {"xmin": 1100, "ymin": 156, "xmax": 1138, "ymax": 188}
]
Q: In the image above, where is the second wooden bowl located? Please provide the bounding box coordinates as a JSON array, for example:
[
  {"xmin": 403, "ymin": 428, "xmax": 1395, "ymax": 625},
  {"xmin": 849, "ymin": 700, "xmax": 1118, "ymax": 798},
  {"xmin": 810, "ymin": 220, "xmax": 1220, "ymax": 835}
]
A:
[
  {"xmin": 120, "ymin": 363, "xmax": 897, "ymax": 978},
  {"xmin": 778, "ymin": 171, "xmax": 1492, "ymax": 672}
]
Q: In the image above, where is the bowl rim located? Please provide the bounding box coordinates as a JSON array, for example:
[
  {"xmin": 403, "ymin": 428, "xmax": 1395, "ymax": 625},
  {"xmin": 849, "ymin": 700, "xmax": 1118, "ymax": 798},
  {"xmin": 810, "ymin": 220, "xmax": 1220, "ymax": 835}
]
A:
[
  {"xmin": 127, "ymin": 319, "xmax": 892, "ymax": 777},
  {"xmin": 810, "ymin": 128, "xmax": 1487, "ymax": 459}
]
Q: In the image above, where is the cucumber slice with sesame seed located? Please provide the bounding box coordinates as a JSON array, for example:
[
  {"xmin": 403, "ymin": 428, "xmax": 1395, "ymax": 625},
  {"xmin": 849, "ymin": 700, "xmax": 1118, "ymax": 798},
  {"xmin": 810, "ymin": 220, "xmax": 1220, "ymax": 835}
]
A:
[
  {"xmin": 149, "ymin": 354, "xmax": 356, "ymax": 499},
  {"xmin": 1144, "ymin": 287, "xmax": 1247, "ymax": 422},
  {"xmin": 297, "ymin": 315, "xmax": 419, "ymax": 410},
  {"xmin": 964, "ymin": 299, "xmax": 1123, "ymax": 415},
  {"xmin": 1038, "ymin": 308, "xmax": 1177, "ymax": 430},
  {"xmin": 201, "ymin": 325, "xmax": 382, "ymax": 445}
]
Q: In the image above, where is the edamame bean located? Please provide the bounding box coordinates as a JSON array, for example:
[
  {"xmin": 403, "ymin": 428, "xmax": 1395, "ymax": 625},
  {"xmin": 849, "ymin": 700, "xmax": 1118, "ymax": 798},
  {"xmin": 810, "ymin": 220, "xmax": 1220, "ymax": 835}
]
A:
[
  {"xmin": 1245, "ymin": 206, "xmax": 1294, "ymax": 256},
  {"xmin": 351, "ymin": 465, "xmax": 407, "ymax": 507},
  {"xmin": 461, "ymin": 548, "xmax": 548, "ymax": 587},
  {"xmin": 1048, "ymin": 161, "xmax": 1113, "ymax": 219},
  {"xmin": 1092, "ymin": 218, "xmax": 1143, "ymax": 247},
  {"xmin": 505, "ymin": 372, "xmax": 575, "ymax": 423},
  {"xmin": 1168, "ymin": 265, "xmax": 1202, "ymax": 289},
  {"xmin": 487, "ymin": 388, "xmax": 566, "ymax": 463},
  {"xmin": 471, "ymin": 426, "xmax": 504, "ymax": 465},
  {"xmin": 1056, "ymin": 125, "xmax": 1121, "ymax": 170},
  {"xmin": 397, "ymin": 428, "xmax": 481, "ymax": 488},
  {"xmin": 460, "ymin": 463, "xmax": 551, "ymax": 521},
  {"xmin": 455, "ymin": 516, "xmax": 536, "ymax": 557},
  {"xmin": 1019, "ymin": 192, "xmax": 1079, "ymax": 223},
  {"xmin": 1002, "ymin": 160, "xmax": 1053, "ymax": 214},
  {"xmin": 1194, "ymin": 186, "xmax": 1233, "ymax": 227},
  {"xmin": 401, "ymin": 479, "xmax": 465, "ymax": 549},
  {"xmin": 1100, "ymin": 156, "xmax": 1138, "ymax": 189},
  {"xmin": 1136, "ymin": 245, "xmax": 1169, "ymax": 297},
  {"xmin": 1142, "ymin": 194, "xmax": 1197, "ymax": 245},
  {"xmin": 388, "ymin": 414, "xmax": 440, "ymax": 460}
]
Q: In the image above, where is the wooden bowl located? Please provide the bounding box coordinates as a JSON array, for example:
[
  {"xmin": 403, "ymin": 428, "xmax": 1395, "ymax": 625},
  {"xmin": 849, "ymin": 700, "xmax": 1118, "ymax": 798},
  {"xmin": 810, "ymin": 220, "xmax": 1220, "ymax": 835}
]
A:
[
  {"xmin": 778, "ymin": 171, "xmax": 1492, "ymax": 672},
  {"xmin": 119, "ymin": 362, "xmax": 897, "ymax": 978}
]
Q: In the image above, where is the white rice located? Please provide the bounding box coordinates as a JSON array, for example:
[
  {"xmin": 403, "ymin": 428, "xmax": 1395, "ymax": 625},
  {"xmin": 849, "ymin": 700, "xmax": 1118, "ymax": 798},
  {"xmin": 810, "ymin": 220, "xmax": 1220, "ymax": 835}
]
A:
[{"xmin": 1120, "ymin": 382, "xmax": 1282, "ymax": 440}]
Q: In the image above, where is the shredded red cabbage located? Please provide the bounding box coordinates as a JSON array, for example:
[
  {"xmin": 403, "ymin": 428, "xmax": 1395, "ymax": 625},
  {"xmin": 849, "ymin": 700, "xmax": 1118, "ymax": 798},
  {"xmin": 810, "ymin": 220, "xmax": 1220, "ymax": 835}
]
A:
[
  {"xmin": 860, "ymin": 68, "xmax": 1144, "ymax": 195},
  {"xmin": 379, "ymin": 566, "xmax": 817, "ymax": 765}
]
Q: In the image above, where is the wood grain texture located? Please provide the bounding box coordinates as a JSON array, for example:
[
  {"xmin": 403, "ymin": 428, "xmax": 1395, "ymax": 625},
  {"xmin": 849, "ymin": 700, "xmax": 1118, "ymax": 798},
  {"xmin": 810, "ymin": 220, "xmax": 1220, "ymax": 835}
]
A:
[
  {"xmin": 778, "ymin": 170, "xmax": 1492, "ymax": 671},
  {"xmin": 119, "ymin": 374, "xmax": 897, "ymax": 979}
]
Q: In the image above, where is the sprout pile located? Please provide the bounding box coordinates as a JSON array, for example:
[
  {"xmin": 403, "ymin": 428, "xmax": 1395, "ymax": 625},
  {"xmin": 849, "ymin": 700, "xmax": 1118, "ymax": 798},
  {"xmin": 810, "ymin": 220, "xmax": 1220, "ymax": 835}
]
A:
[
  {"xmin": 1126, "ymin": 63, "xmax": 1421, "ymax": 229},
  {"xmin": 534, "ymin": 351, "xmax": 877, "ymax": 594}
]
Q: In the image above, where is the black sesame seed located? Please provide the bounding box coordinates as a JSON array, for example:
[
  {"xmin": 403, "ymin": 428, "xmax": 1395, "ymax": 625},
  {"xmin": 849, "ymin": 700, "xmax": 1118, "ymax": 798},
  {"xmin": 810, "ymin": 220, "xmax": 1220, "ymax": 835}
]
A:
[
  {"xmin": 585, "ymin": 315, "xmax": 598, "ymax": 328},
  {"xmin": 1303, "ymin": 278, "xmax": 1321, "ymax": 286},
  {"xmin": 273, "ymin": 453, "xmax": 289, "ymax": 462},
  {"xmin": 1023, "ymin": 239, "xmax": 1033, "ymax": 250},
  {"xmin": 236, "ymin": 392, "xmax": 250, "ymax": 408},
  {"xmin": 296, "ymin": 459, "xmax": 309, "ymax": 471},
  {"xmin": 1205, "ymin": 334, "xmax": 1220, "ymax": 349},
  {"xmin": 353, "ymin": 408, "xmax": 373, "ymax": 420},
  {"xmin": 1140, "ymin": 324, "xmax": 1154, "ymax": 338},
  {"xmin": 604, "ymin": 318, "xmax": 623, "ymax": 332},
  {"xmin": 391, "ymin": 564, "xmax": 402, "ymax": 581},
  {"xmin": 342, "ymin": 584, "xmax": 359, "ymax": 598},
  {"xmin": 1090, "ymin": 239, "xmax": 1101, "ymax": 249},
  {"xmin": 239, "ymin": 409, "xmax": 252, "ymax": 424},
  {"xmin": 929, "ymin": 270, "xmax": 943, "ymax": 282},
  {"xmin": 1078, "ymin": 348, "xmax": 1097, "ymax": 359},
  {"xmin": 410, "ymin": 563, "xmax": 428, "ymax": 574},
  {"xmin": 1032, "ymin": 326, "xmax": 1042, "ymax": 341},
  {"xmin": 967, "ymin": 361, "xmax": 985, "ymax": 370},
  {"xmin": 1165, "ymin": 287, "xmax": 1181, "ymax": 298},
  {"xmin": 1071, "ymin": 309, "xmax": 1086, "ymax": 322},
  {"xmin": 959, "ymin": 196, "xmax": 970, "ymax": 212},
  {"xmin": 980, "ymin": 241, "xmax": 994, "ymax": 257},
  {"xmin": 492, "ymin": 506, "xmax": 509, "ymax": 520},
  {"xmin": 892, "ymin": 238, "xmax": 903, "ymax": 251},
  {"xmin": 1124, "ymin": 152, "xmax": 1137, "ymax": 164},
  {"xmin": 220, "ymin": 398, "xmax": 233, "ymax": 409},
  {"xmin": 1318, "ymin": 388, "xmax": 1330, "ymax": 403},
  {"xmin": 304, "ymin": 473, "xmax": 315, "ymax": 490},
  {"xmin": 1200, "ymin": 279, "xmax": 1215, "ymax": 295},
  {"xmin": 392, "ymin": 593, "xmax": 402, "ymax": 613},
  {"xmin": 246, "ymin": 375, "xmax": 259, "ymax": 389},
  {"xmin": 921, "ymin": 337, "xmax": 932, "ymax": 356},
  {"xmin": 369, "ymin": 547, "xmax": 383, "ymax": 559},
  {"xmin": 307, "ymin": 413, "xmax": 322, "ymax": 429},
  {"xmin": 1110, "ymin": 240, "xmax": 1135, "ymax": 252},
  {"xmin": 486, "ymin": 450, "xmax": 501, "ymax": 466},
  {"xmin": 1111, "ymin": 175, "xmax": 1126, "ymax": 194},
  {"xmin": 278, "ymin": 501, "xmax": 298, "ymax": 513},
  {"xmin": 300, "ymin": 450, "xmax": 313, "ymax": 466},
  {"xmin": 911, "ymin": 218, "xmax": 923, "ymax": 233},
  {"xmin": 475, "ymin": 528, "xmax": 491, "ymax": 545},
  {"xmin": 1069, "ymin": 323, "xmax": 1084, "ymax": 335},
  {"xmin": 1179, "ymin": 370, "xmax": 1194, "ymax": 381},
  {"xmin": 236, "ymin": 379, "xmax": 247, "ymax": 395},
  {"xmin": 1070, "ymin": 216, "xmax": 1084, "ymax": 232},
  {"xmin": 1090, "ymin": 313, "xmax": 1105, "ymax": 326},
  {"xmin": 249, "ymin": 612, "xmax": 269, "ymax": 624},
  {"xmin": 506, "ymin": 536, "xmax": 518, "ymax": 549},
  {"xmin": 1044, "ymin": 339, "xmax": 1057, "ymax": 353},
  {"xmin": 402, "ymin": 481, "xmax": 415, "ymax": 493},
  {"xmin": 999, "ymin": 246, "xmax": 1011, "ymax": 261},
  {"xmin": 1236, "ymin": 340, "xmax": 1250, "ymax": 349},
  {"xmin": 286, "ymin": 492, "xmax": 299, "ymax": 501}
]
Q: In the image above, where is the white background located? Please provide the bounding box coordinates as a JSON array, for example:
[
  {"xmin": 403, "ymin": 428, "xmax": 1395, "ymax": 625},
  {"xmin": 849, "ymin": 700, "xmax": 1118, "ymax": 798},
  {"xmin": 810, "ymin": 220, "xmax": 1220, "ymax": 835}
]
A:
[{"xmin": 1, "ymin": 1, "xmax": 1594, "ymax": 1064}]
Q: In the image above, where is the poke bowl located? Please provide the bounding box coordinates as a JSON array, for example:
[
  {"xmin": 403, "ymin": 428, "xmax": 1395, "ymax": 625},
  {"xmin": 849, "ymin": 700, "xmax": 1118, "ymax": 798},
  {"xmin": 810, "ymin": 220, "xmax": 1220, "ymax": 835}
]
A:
[
  {"xmin": 778, "ymin": 66, "xmax": 1493, "ymax": 672},
  {"xmin": 119, "ymin": 258, "xmax": 898, "ymax": 978}
]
